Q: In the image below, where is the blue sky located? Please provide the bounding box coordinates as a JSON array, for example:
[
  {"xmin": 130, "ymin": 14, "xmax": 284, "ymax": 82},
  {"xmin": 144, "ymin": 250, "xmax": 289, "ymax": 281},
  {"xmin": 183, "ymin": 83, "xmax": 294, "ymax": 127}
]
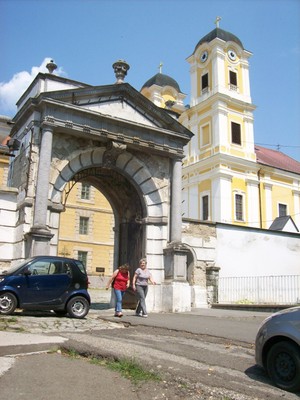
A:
[{"xmin": 1, "ymin": 0, "xmax": 300, "ymax": 161}]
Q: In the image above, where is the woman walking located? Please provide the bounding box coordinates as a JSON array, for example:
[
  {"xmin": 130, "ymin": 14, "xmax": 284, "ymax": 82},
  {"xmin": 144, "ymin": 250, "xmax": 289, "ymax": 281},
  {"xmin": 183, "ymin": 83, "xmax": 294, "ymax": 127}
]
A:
[
  {"xmin": 132, "ymin": 258, "xmax": 156, "ymax": 318},
  {"xmin": 106, "ymin": 263, "xmax": 130, "ymax": 317}
]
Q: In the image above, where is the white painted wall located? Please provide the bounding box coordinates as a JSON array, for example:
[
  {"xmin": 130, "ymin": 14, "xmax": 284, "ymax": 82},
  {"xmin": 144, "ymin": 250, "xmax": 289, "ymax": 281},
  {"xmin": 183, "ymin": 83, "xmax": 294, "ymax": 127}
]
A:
[
  {"xmin": 0, "ymin": 188, "xmax": 18, "ymax": 269},
  {"xmin": 216, "ymin": 223, "xmax": 300, "ymax": 277}
]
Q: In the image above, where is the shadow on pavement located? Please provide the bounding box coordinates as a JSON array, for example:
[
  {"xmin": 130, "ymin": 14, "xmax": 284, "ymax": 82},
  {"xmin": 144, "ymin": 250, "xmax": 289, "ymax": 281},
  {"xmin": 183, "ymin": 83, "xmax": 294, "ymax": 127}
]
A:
[
  {"xmin": 245, "ymin": 364, "xmax": 300, "ymax": 395},
  {"xmin": 90, "ymin": 302, "xmax": 110, "ymax": 310}
]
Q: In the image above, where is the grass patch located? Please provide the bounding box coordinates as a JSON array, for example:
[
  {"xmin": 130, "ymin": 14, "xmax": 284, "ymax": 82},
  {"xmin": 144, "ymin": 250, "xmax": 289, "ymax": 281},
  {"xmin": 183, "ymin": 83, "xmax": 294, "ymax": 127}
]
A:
[
  {"xmin": 5, "ymin": 316, "xmax": 18, "ymax": 323},
  {"xmin": 100, "ymin": 358, "xmax": 161, "ymax": 384},
  {"xmin": 63, "ymin": 348, "xmax": 81, "ymax": 359},
  {"xmin": 62, "ymin": 348, "xmax": 161, "ymax": 384},
  {"xmin": 0, "ymin": 316, "xmax": 25, "ymax": 331}
]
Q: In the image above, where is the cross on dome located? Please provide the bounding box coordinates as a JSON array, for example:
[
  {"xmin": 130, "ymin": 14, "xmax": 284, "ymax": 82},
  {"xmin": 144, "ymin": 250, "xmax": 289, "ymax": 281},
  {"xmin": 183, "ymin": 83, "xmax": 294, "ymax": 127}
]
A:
[{"xmin": 214, "ymin": 16, "xmax": 221, "ymax": 28}]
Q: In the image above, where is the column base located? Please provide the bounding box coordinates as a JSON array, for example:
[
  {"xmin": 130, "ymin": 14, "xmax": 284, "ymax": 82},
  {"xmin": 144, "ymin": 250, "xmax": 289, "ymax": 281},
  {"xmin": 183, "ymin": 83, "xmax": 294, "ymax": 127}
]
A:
[
  {"xmin": 163, "ymin": 242, "xmax": 188, "ymax": 281},
  {"xmin": 25, "ymin": 225, "xmax": 54, "ymax": 257},
  {"xmin": 191, "ymin": 286, "xmax": 209, "ymax": 308},
  {"xmin": 146, "ymin": 282, "xmax": 191, "ymax": 313}
]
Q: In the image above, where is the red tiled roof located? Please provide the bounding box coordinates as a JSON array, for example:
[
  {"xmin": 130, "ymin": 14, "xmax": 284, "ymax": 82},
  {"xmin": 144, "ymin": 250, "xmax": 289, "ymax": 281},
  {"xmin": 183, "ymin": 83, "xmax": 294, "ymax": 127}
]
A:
[{"xmin": 255, "ymin": 145, "xmax": 300, "ymax": 174}]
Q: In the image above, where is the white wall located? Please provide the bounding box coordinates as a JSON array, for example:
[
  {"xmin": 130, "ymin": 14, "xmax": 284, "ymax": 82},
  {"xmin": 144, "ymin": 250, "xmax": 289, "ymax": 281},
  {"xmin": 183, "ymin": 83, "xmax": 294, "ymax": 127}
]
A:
[
  {"xmin": 216, "ymin": 223, "xmax": 300, "ymax": 277},
  {"xmin": 0, "ymin": 188, "xmax": 18, "ymax": 269}
]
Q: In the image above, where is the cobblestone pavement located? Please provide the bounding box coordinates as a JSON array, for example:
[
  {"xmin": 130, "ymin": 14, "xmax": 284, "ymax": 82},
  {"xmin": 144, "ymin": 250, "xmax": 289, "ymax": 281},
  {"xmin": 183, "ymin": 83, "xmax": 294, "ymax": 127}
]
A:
[{"xmin": 0, "ymin": 288, "xmax": 120, "ymax": 334}]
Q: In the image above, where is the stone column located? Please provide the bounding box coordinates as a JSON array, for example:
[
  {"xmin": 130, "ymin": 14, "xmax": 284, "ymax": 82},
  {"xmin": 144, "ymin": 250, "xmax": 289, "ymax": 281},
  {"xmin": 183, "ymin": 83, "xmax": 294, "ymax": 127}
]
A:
[
  {"xmin": 164, "ymin": 157, "xmax": 188, "ymax": 284},
  {"xmin": 27, "ymin": 124, "xmax": 54, "ymax": 255},
  {"xmin": 170, "ymin": 157, "xmax": 182, "ymax": 243}
]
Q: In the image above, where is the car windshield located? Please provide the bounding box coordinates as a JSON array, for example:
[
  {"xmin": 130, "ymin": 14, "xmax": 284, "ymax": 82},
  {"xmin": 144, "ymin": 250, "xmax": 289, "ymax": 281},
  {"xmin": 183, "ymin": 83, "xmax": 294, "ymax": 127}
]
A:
[{"xmin": 0, "ymin": 258, "xmax": 34, "ymax": 275}]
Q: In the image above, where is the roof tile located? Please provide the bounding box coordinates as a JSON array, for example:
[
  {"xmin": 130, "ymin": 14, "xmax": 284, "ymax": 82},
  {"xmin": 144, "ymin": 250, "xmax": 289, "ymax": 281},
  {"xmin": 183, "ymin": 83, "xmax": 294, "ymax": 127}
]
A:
[{"xmin": 255, "ymin": 145, "xmax": 300, "ymax": 174}]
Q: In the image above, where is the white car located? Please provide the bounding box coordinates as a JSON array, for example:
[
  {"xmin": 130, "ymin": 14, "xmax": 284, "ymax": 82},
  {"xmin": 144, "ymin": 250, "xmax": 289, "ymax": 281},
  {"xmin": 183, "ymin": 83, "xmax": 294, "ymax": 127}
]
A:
[{"xmin": 255, "ymin": 306, "xmax": 300, "ymax": 393}]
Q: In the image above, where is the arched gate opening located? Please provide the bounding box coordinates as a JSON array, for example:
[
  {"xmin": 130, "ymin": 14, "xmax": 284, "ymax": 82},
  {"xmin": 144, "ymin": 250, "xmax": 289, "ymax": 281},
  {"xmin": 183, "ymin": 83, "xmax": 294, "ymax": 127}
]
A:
[{"xmin": 58, "ymin": 165, "xmax": 145, "ymax": 307}]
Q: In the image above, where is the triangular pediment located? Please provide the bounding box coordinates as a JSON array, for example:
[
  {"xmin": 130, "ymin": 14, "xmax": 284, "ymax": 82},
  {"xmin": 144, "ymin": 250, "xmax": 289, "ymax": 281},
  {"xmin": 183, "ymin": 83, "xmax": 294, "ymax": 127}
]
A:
[
  {"xmin": 39, "ymin": 82, "xmax": 192, "ymax": 136},
  {"xmin": 80, "ymin": 98, "xmax": 157, "ymax": 128}
]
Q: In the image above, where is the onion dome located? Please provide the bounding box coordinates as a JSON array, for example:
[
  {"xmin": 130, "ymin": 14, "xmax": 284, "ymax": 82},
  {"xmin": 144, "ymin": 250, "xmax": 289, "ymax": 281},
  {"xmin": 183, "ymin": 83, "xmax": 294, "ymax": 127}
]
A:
[
  {"xmin": 193, "ymin": 27, "xmax": 244, "ymax": 54},
  {"xmin": 141, "ymin": 73, "xmax": 182, "ymax": 93}
]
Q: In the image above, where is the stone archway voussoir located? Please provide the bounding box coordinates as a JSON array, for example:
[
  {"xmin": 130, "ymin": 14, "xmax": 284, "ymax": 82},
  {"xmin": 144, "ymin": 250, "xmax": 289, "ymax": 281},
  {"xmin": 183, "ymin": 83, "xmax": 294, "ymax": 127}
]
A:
[
  {"xmin": 91, "ymin": 148, "xmax": 105, "ymax": 164},
  {"xmin": 79, "ymin": 151, "xmax": 93, "ymax": 168}
]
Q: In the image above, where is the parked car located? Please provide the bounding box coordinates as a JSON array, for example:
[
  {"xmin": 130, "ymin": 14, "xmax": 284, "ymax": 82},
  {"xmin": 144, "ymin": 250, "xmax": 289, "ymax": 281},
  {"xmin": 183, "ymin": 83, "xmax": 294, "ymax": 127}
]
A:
[
  {"xmin": 0, "ymin": 256, "xmax": 90, "ymax": 319},
  {"xmin": 255, "ymin": 306, "xmax": 300, "ymax": 393}
]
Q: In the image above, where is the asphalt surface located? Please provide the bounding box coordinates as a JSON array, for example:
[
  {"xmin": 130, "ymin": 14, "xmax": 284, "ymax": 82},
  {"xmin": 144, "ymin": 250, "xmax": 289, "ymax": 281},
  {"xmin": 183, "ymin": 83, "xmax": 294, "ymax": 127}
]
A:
[{"xmin": 0, "ymin": 289, "xmax": 298, "ymax": 399}]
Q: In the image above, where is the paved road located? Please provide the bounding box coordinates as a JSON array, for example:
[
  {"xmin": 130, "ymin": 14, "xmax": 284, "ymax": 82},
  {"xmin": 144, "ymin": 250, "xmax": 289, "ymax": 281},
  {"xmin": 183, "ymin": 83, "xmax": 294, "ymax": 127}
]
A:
[{"xmin": 0, "ymin": 290, "xmax": 299, "ymax": 399}]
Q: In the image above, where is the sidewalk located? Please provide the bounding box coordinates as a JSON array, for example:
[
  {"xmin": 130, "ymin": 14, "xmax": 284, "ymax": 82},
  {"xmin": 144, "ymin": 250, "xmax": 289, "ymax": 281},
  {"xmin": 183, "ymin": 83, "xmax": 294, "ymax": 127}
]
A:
[
  {"xmin": 0, "ymin": 331, "xmax": 67, "ymax": 357},
  {"xmin": 0, "ymin": 305, "xmax": 271, "ymax": 356},
  {"xmin": 0, "ymin": 286, "xmax": 273, "ymax": 357}
]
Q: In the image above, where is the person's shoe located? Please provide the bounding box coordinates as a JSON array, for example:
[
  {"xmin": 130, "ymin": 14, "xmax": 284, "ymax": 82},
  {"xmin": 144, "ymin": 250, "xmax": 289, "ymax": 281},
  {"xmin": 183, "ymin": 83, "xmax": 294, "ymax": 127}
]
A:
[
  {"xmin": 135, "ymin": 311, "xmax": 143, "ymax": 317},
  {"xmin": 117, "ymin": 312, "xmax": 123, "ymax": 317},
  {"xmin": 142, "ymin": 314, "xmax": 148, "ymax": 318}
]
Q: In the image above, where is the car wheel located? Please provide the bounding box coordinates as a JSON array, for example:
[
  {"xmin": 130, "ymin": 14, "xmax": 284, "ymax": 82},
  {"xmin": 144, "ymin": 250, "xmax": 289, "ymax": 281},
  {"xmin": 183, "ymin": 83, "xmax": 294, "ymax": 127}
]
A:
[
  {"xmin": 0, "ymin": 292, "xmax": 17, "ymax": 315},
  {"xmin": 266, "ymin": 341, "xmax": 300, "ymax": 392},
  {"xmin": 66, "ymin": 296, "xmax": 89, "ymax": 319}
]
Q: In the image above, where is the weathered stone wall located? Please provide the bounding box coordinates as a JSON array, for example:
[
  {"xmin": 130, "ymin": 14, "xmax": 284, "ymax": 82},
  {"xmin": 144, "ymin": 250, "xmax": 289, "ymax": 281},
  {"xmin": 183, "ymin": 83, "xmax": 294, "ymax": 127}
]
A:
[{"xmin": 182, "ymin": 219, "xmax": 217, "ymax": 307}]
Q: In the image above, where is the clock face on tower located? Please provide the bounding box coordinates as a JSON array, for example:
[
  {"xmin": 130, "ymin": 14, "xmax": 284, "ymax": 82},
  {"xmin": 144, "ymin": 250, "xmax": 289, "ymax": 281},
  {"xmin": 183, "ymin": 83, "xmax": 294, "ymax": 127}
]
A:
[
  {"xmin": 228, "ymin": 49, "xmax": 237, "ymax": 61},
  {"xmin": 200, "ymin": 51, "xmax": 208, "ymax": 63}
]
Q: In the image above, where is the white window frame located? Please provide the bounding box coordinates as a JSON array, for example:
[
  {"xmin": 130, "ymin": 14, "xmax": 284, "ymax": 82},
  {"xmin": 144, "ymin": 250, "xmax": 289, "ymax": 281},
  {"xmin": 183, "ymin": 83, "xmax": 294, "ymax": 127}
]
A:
[
  {"xmin": 200, "ymin": 192, "xmax": 210, "ymax": 221},
  {"xmin": 231, "ymin": 121, "xmax": 242, "ymax": 146},
  {"xmin": 228, "ymin": 68, "xmax": 238, "ymax": 92},
  {"xmin": 80, "ymin": 183, "xmax": 91, "ymax": 200},
  {"xmin": 234, "ymin": 191, "xmax": 245, "ymax": 222},
  {"xmin": 201, "ymin": 72, "xmax": 209, "ymax": 94},
  {"xmin": 79, "ymin": 216, "xmax": 89, "ymax": 235},
  {"xmin": 78, "ymin": 250, "xmax": 88, "ymax": 268},
  {"xmin": 278, "ymin": 202, "xmax": 288, "ymax": 217}
]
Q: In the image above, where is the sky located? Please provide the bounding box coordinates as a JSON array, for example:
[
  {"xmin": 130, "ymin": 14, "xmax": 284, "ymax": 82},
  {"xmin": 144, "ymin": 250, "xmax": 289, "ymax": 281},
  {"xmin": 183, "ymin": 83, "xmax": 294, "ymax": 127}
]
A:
[{"xmin": 1, "ymin": 0, "xmax": 300, "ymax": 161}]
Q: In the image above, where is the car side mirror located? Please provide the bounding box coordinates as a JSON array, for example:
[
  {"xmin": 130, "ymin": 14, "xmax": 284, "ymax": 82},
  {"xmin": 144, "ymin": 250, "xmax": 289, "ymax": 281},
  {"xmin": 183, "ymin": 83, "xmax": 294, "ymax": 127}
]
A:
[{"xmin": 23, "ymin": 268, "xmax": 32, "ymax": 276}]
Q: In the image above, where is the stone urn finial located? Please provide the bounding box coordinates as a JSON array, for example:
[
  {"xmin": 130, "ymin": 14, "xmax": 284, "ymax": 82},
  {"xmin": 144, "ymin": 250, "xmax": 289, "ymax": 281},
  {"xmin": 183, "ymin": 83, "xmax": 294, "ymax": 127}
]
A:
[
  {"xmin": 46, "ymin": 59, "xmax": 57, "ymax": 74},
  {"xmin": 112, "ymin": 60, "xmax": 130, "ymax": 84}
]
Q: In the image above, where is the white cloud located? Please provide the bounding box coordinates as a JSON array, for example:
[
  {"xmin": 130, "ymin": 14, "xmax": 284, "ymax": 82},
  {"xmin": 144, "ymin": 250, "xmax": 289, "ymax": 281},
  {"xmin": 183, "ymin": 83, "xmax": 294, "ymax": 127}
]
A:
[{"xmin": 0, "ymin": 58, "xmax": 64, "ymax": 117}]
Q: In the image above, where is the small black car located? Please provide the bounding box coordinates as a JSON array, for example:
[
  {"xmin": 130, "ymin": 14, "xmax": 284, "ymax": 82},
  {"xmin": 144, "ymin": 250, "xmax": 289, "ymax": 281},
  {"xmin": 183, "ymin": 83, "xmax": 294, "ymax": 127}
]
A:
[{"xmin": 0, "ymin": 256, "xmax": 90, "ymax": 319}]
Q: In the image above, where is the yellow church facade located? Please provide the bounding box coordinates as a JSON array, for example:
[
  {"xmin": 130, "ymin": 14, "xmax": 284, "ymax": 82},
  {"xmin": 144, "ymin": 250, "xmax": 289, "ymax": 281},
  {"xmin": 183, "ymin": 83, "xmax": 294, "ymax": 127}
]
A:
[{"xmin": 142, "ymin": 26, "xmax": 300, "ymax": 230}]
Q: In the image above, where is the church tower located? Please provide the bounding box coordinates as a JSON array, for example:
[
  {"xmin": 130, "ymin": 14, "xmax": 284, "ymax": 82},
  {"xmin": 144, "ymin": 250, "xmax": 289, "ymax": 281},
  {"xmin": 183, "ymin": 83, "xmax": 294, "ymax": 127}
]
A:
[
  {"xmin": 141, "ymin": 64, "xmax": 186, "ymax": 115},
  {"xmin": 180, "ymin": 20, "xmax": 260, "ymax": 226}
]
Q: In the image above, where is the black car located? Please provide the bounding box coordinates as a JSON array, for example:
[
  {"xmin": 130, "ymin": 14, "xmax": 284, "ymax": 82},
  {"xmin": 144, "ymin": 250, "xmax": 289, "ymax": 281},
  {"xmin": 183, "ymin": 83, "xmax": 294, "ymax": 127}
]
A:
[{"xmin": 0, "ymin": 256, "xmax": 90, "ymax": 319}]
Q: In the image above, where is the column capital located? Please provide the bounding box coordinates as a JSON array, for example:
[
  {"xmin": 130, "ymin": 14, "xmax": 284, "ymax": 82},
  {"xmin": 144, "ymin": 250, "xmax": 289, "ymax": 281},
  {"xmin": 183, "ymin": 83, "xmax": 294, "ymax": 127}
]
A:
[
  {"xmin": 245, "ymin": 177, "xmax": 259, "ymax": 186},
  {"xmin": 41, "ymin": 117, "xmax": 56, "ymax": 130}
]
